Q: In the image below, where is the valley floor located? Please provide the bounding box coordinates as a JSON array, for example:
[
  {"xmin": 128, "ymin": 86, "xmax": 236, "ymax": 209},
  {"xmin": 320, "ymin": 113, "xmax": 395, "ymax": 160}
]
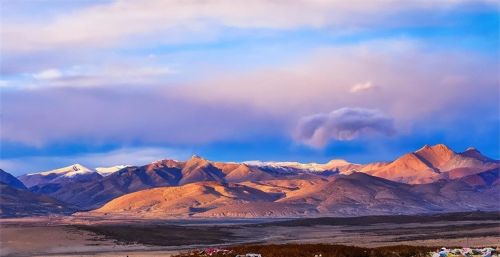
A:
[{"xmin": 0, "ymin": 212, "xmax": 499, "ymax": 257}]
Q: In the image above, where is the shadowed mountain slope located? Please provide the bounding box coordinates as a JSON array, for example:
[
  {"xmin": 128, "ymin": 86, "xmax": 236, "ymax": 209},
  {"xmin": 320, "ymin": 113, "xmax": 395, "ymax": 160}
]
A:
[
  {"xmin": 0, "ymin": 182, "xmax": 76, "ymax": 218},
  {"xmin": 0, "ymin": 169, "xmax": 26, "ymax": 190}
]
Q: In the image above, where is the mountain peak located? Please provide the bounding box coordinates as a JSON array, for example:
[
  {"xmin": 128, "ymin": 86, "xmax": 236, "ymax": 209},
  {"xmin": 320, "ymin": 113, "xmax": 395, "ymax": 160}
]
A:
[
  {"xmin": 190, "ymin": 154, "xmax": 205, "ymax": 160},
  {"xmin": 432, "ymin": 143, "xmax": 453, "ymax": 151},
  {"xmin": 461, "ymin": 147, "xmax": 494, "ymax": 162},
  {"xmin": 70, "ymin": 163, "xmax": 87, "ymax": 171},
  {"xmin": 417, "ymin": 144, "xmax": 432, "ymax": 151},
  {"xmin": 415, "ymin": 144, "xmax": 455, "ymax": 156},
  {"xmin": 414, "ymin": 144, "xmax": 455, "ymax": 169},
  {"xmin": 185, "ymin": 155, "xmax": 210, "ymax": 167}
]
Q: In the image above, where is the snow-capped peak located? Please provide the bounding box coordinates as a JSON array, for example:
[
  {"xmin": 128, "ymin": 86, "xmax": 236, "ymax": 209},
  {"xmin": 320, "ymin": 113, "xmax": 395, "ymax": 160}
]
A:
[
  {"xmin": 30, "ymin": 164, "xmax": 95, "ymax": 177},
  {"xmin": 95, "ymin": 165, "xmax": 130, "ymax": 176}
]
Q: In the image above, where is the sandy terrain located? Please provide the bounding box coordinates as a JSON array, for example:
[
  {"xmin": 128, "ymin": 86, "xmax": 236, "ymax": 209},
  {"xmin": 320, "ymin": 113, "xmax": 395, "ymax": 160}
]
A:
[
  {"xmin": 236, "ymin": 221, "xmax": 500, "ymax": 247},
  {"xmin": 0, "ymin": 225, "xmax": 182, "ymax": 257}
]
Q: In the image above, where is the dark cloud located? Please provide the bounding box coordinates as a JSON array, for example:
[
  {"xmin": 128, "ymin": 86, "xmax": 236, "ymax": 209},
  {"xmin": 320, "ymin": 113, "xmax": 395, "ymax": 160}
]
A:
[{"xmin": 295, "ymin": 107, "xmax": 396, "ymax": 148}]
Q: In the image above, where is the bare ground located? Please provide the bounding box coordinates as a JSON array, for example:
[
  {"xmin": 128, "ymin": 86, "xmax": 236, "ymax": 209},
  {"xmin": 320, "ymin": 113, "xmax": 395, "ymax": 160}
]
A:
[{"xmin": 1, "ymin": 212, "xmax": 499, "ymax": 257}]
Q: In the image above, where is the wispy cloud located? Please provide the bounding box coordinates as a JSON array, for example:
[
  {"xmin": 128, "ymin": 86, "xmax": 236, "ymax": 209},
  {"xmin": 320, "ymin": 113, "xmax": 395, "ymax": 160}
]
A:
[
  {"xmin": 294, "ymin": 107, "xmax": 396, "ymax": 148},
  {"xmin": 0, "ymin": 147, "xmax": 190, "ymax": 176},
  {"xmin": 32, "ymin": 69, "xmax": 63, "ymax": 80},
  {"xmin": 5, "ymin": 63, "xmax": 177, "ymax": 89},
  {"xmin": 350, "ymin": 81, "xmax": 376, "ymax": 93}
]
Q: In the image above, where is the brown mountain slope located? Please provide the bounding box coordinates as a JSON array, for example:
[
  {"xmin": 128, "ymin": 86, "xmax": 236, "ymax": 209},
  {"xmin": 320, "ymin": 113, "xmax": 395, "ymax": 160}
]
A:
[
  {"xmin": 91, "ymin": 182, "xmax": 280, "ymax": 217},
  {"xmin": 278, "ymin": 173, "xmax": 438, "ymax": 216},
  {"xmin": 179, "ymin": 156, "xmax": 226, "ymax": 185},
  {"xmin": 85, "ymin": 171, "xmax": 499, "ymax": 218},
  {"xmin": 414, "ymin": 144, "xmax": 455, "ymax": 168},
  {"xmin": 364, "ymin": 153, "xmax": 441, "ymax": 184},
  {"xmin": 213, "ymin": 162, "xmax": 276, "ymax": 182}
]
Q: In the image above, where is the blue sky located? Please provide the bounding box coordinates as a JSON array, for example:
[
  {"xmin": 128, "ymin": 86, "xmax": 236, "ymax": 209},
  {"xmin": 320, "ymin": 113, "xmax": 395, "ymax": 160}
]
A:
[{"xmin": 1, "ymin": 0, "xmax": 499, "ymax": 175}]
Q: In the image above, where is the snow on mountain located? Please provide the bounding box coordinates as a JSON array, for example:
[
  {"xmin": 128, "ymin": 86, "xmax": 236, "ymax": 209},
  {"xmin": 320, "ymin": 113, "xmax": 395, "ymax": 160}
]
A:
[
  {"xmin": 244, "ymin": 161, "xmax": 323, "ymax": 171},
  {"xmin": 18, "ymin": 164, "xmax": 101, "ymax": 188},
  {"xmin": 243, "ymin": 159, "xmax": 360, "ymax": 176},
  {"xmin": 244, "ymin": 159, "xmax": 353, "ymax": 172},
  {"xmin": 95, "ymin": 165, "xmax": 130, "ymax": 176},
  {"xmin": 29, "ymin": 164, "xmax": 95, "ymax": 177}
]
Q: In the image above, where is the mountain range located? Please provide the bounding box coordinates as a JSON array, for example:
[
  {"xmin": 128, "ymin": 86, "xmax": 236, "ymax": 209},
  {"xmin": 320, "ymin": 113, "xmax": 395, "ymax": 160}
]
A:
[
  {"xmin": 1, "ymin": 144, "xmax": 499, "ymax": 218},
  {"xmin": 88, "ymin": 169, "xmax": 499, "ymax": 218}
]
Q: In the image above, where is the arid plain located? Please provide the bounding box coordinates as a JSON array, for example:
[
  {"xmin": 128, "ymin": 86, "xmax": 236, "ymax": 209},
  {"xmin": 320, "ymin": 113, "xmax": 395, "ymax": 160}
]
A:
[{"xmin": 1, "ymin": 212, "xmax": 499, "ymax": 256}]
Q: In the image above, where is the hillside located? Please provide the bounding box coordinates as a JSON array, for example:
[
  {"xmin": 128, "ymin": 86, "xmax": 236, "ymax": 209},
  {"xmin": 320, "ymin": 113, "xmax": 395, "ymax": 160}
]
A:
[
  {"xmin": 0, "ymin": 183, "xmax": 75, "ymax": 218},
  {"xmin": 361, "ymin": 144, "xmax": 499, "ymax": 184},
  {"xmin": 85, "ymin": 170, "xmax": 499, "ymax": 218},
  {"xmin": 0, "ymin": 169, "xmax": 26, "ymax": 190}
]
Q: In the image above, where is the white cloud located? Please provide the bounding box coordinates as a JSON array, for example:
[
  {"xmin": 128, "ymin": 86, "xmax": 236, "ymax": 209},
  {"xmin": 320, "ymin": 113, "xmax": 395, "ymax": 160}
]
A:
[
  {"xmin": 294, "ymin": 107, "xmax": 396, "ymax": 148},
  {"xmin": 350, "ymin": 81, "xmax": 376, "ymax": 93},
  {"xmin": 33, "ymin": 69, "xmax": 63, "ymax": 80}
]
